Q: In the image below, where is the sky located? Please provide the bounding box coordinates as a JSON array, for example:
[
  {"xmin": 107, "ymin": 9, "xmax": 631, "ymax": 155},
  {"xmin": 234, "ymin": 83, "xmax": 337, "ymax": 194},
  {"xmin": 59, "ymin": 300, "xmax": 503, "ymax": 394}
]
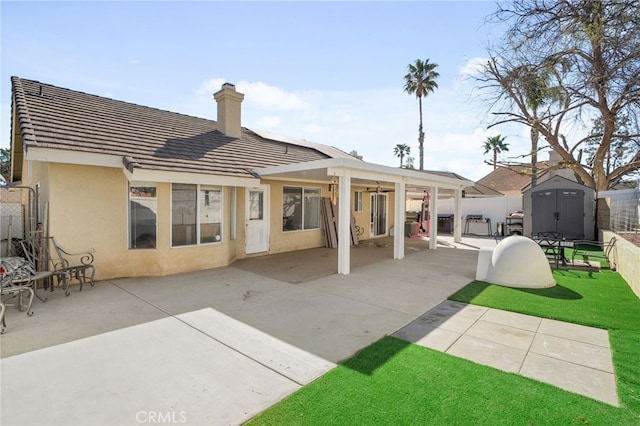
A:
[{"xmin": 1, "ymin": 0, "xmax": 535, "ymax": 181}]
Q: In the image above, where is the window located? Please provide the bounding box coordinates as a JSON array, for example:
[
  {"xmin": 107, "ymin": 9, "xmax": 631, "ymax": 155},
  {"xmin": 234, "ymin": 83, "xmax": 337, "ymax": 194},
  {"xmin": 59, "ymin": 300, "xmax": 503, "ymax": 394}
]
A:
[
  {"xmin": 354, "ymin": 190, "xmax": 363, "ymax": 212},
  {"xmin": 129, "ymin": 182, "xmax": 157, "ymax": 249},
  {"xmin": 172, "ymin": 184, "xmax": 223, "ymax": 246},
  {"xmin": 283, "ymin": 186, "xmax": 320, "ymax": 231},
  {"xmin": 199, "ymin": 185, "xmax": 223, "ymax": 243}
]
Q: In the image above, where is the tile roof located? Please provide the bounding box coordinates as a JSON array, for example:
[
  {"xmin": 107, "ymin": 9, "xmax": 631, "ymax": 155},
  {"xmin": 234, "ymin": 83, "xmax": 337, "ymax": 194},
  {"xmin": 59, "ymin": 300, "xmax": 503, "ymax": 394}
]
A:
[
  {"xmin": 422, "ymin": 170, "xmax": 502, "ymax": 197},
  {"xmin": 476, "ymin": 163, "xmax": 551, "ymax": 195},
  {"xmin": 11, "ymin": 77, "xmax": 339, "ymax": 179}
]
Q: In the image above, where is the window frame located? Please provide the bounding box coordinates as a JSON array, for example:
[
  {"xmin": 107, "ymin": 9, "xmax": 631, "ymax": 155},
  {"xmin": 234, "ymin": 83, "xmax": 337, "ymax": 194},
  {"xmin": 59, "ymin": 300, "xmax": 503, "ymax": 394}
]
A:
[
  {"xmin": 354, "ymin": 190, "xmax": 363, "ymax": 212},
  {"xmin": 282, "ymin": 185, "xmax": 321, "ymax": 232},
  {"xmin": 170, "ymin": 183, "xmax": 224, "ymax": 247},
  {"xmin": 128, "ymin": 181, "xmax": 157, "ymax": 250}
]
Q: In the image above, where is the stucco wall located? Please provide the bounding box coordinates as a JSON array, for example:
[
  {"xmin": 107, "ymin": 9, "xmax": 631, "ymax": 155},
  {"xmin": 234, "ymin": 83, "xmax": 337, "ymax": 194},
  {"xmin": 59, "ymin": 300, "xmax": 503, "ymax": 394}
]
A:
[
  {"xmin": 20, "ymin": 162, "xmax": 395, "ymax": 281},
  {"xmin": 44, "ymin": 164, "xmax": 242, "ymax": 280},
  {"xmin": 603, "ymin": 230, "xmax": 640, "ymax": 299},
  {"xmin": 266, "ymin": 179, "xmax": 329, "ymax": 254}
]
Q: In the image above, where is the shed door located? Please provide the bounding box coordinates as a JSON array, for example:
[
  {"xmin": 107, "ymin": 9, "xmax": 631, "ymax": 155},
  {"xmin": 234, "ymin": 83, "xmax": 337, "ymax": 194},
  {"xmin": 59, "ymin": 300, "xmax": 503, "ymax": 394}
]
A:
[
  {"xmin": 531, "ymin": 188, "xmax": 584, "ymax": 239},
  {"xmin": 532, "ymin": 190, "xmax": 557, "ymax": 235},
  {"xmin": 557, "ymin": 189, "xmax": 584, "ymax": 239}
]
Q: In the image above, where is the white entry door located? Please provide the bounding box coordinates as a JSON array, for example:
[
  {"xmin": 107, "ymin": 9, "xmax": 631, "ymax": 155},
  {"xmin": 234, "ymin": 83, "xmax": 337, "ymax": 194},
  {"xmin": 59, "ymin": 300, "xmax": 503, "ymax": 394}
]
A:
[{"xmin": 246, "ymin": 187, "xmax": 269, "ymax": 254}]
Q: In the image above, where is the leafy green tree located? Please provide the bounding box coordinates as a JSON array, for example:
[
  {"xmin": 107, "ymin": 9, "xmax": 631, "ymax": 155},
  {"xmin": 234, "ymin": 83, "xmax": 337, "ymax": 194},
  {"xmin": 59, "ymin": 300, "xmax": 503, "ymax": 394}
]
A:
[
  {"xmin": 479, "ymin": 0, "xmax": 640, "ymax": 192},
  {"xmin": 393, "ymin": 143, "xmax": 411, "ymax": 168},
  {"xmin": 404, "ymin": 58, "xmax": 439, "ymax": 171},
  {"xmin": 482, "ymin": 135, "xmax": 509, "ymax": 169},
  {"xmin": 404, "ymin": 156, "xmax": 415, "ymax": 170},
  {"xmin": 0, "ymin": 147, "xmax": 10, "ymax": 182}
]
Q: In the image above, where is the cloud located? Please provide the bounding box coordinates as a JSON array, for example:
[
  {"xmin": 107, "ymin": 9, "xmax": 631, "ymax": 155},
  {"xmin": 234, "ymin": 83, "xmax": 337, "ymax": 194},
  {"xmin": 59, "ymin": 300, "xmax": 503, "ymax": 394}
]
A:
[
  {"xmin": 459, "ymin": 56, "xmax": 488, "ymax": 78},
  {"xmin": 196, "ymin": 78, "xmax": 226, "ymax": 95},
  {"xmin": 237, "ymin": 81, "xmax": 309, "ymax": 111},
  {"xmin": 185, "ymin": 78, "xmax": 522, "ymax": 181},
  {"xmin": 303, "ymin": 123, "xmax": 321, "ymax": 133},
  {"xmin": 256, "ymin": 115, "xmax": 280, "ymax": 128}
]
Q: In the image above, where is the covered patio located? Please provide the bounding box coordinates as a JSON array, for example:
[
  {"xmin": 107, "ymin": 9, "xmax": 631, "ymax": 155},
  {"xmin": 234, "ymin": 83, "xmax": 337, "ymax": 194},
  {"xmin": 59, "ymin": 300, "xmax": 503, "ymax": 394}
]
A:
[{"xmin": 255, "ymin": 157, "xmax": 473, "ymax": 274}]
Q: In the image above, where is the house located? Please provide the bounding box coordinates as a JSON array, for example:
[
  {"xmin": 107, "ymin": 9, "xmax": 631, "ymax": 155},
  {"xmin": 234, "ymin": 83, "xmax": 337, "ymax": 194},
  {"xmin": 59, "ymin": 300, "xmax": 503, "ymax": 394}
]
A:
[
  {"xmin": 7, "ymin": 77, "xmax": 472, "ymax": 280},
  {"xmin": 477, "ymin": 162, "xmax": 550, "ymax": 197}
]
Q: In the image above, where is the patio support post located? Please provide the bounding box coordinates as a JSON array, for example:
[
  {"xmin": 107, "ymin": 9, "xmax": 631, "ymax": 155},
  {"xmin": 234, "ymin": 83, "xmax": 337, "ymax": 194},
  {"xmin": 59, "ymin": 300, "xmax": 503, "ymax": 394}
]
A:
[
  {"xmin": 454, "ymin": 187, "xmax": 462, "ymax": 243},
  {"xmin": 394, "ymin": 180, "xmax": 406, "ymax": 259},
  {"xmin": 429, "ymin": 186, "xmax": 438, "ymax": 249},
  {"xmin": 338, "ymin": 170, "xmax": 351, "ymax": 274}
]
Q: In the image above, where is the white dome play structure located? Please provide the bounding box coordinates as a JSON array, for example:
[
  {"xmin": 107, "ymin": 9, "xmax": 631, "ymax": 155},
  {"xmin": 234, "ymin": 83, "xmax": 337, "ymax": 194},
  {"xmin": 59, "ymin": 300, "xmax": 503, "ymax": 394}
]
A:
[{"xmin": 476, "ymin": 236, "xmax": 555, "ymax": 289}]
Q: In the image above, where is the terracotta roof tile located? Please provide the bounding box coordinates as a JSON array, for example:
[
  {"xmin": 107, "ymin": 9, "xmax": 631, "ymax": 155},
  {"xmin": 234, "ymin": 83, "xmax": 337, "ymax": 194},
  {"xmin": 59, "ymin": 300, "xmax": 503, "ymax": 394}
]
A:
[{"xmin": 11, "ymin": 77, "xmax": 332, "ymax": 178}]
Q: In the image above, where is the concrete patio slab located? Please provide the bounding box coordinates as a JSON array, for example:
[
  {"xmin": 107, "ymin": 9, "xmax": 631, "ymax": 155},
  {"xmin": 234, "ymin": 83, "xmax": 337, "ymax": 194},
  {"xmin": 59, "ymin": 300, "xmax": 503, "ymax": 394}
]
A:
[
  {"xmin": 394, "ymin": 301, "xmax": 619, "ymax": 406},
  {"xmin": 529, "ymin": 333, "xmax": 614, "ymax": 373},
  {"xmin": 1, "ymin": 236, "xmax": 621, "ymax": 424},
  {"xmin": 447, "ymin": 334, "xmax": 527, "ymax": 373},
  {"xmin": 521, "ymin": 352, "xmax": 619, "ymax": 407},
  {"xmin": 465, "ymin": 319, "xmax": 536, "ymax": 351},
  {"xmin": 538, "ymin": 318, "xmax": 611, "ymax": 347},
  {"xmin": 481, "ymin": 308, "xmax": 542, "ymax": 332},
  {"xmin": 2, "ymin": 311, "xmax": 311, "ymax": 426}
]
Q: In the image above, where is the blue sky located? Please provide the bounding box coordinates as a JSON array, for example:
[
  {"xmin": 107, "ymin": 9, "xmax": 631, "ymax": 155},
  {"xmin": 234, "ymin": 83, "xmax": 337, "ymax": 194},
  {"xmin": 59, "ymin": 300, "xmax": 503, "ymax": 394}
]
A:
[{"xmin": 1, "ymin": 1, "xmax": 532, "ymax": 181}]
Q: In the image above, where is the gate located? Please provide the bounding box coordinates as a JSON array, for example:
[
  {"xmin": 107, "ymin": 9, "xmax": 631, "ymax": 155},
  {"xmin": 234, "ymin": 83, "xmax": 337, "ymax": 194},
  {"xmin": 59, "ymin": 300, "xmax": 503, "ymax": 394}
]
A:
[{"xmin": 0, "ymin": 185, "xmax": 38, "ymax": 256}]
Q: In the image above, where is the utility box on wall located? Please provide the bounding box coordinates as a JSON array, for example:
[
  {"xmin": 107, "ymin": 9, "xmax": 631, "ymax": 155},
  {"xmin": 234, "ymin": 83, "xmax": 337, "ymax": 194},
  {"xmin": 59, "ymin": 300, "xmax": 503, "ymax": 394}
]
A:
[{"xmin": 523, "ymin": 176, "xmax": 595, "ymax": 240}]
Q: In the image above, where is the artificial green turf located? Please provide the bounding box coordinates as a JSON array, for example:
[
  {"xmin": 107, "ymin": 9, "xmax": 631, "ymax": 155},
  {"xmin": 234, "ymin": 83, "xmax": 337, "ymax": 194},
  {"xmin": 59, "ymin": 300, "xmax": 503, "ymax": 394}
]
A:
[{"xmin": 247, "ymin": 269, "xmax": 640, "ymax": 425}]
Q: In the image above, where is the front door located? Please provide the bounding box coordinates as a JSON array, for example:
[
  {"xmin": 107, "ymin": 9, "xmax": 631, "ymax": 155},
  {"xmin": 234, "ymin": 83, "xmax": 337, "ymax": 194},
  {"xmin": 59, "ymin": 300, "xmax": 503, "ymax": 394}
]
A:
[
  {"xmin": 246, "ymin": 187, "xmax": 269, "ymax": 254},
  {"xmin": 370, "ymin": 193, "xmax": 388, "ymax": 237}
]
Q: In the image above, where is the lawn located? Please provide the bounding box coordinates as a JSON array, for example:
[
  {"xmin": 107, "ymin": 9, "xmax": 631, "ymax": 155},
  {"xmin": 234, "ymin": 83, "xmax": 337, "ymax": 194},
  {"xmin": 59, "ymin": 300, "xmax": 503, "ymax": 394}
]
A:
[{"xmin": 247, "ymin": 268, "xmax": 640, "ymax": 425}]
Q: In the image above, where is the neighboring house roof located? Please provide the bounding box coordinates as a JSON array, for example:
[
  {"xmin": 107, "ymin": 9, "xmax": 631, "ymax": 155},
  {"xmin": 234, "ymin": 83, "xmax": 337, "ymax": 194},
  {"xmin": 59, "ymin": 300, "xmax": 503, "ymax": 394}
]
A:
[
  {"xmin": 476, "ymin": 163, "xmax": 551, "ymax": 195},
  {"xmin": 11, "ymin": 77, "xmax": 335, "ymax": 180},
  {"xmin": 424, "ymin": 170, "xmax": 503, "ymax": 197}
]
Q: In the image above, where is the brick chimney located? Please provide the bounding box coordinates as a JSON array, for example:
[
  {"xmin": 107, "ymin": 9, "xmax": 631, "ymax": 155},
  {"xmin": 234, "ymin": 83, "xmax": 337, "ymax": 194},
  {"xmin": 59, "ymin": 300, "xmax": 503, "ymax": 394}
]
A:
[{"xmin": 213, "ymin": 83, "xmax": 244, "ymax": 138}]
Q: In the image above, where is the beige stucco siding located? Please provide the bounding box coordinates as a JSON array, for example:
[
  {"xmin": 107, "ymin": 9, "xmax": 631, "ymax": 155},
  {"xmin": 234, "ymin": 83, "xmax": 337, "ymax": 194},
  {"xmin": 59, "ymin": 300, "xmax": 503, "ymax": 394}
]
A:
[
  {"xmin": 265, "ymin": 179, "xmax": 327, "ymax": 254},
  {"xmin": 39, "ymin": 164, "xmax": 244, "ymax": 280},
  {"xmin": 17, "ymin": 161, "xmax": 398, "ymax": 281}
]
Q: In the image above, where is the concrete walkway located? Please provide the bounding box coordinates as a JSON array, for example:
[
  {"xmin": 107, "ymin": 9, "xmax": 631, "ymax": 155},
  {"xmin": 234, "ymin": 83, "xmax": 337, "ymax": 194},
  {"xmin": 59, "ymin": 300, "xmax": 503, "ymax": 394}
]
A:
[
  {"xmin": 393, "ymin": 300, "xmax": 618, "ymax": 406},
  {"xmin": 0, "ymin": 236, "xmax": 619, "ymax": 425}
]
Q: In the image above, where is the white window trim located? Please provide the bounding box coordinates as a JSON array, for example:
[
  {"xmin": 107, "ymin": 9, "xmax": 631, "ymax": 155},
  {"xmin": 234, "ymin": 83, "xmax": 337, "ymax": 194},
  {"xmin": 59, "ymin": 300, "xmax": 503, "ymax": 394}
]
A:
[
  {"xmin": 354, "ymin": 190, "xmax": 363, "ymax": 212},
  {"xmin": 170, "ymin": 183, "xmax": 224, "ymax": 248},
  {"xmin": 282, "ymin": 185, "xmax": 322, "ymax": 232}
]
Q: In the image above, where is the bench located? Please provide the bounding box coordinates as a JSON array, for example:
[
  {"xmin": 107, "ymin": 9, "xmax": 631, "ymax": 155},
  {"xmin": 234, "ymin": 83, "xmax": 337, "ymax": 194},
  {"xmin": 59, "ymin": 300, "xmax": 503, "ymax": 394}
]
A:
[
  {"xmin": 50, "ymin": 237, "xmax": 96, "ymax": 291},
  {"xmin": 571, "ymin": 237, "xmax": 617, "ymax": 271},
  {"xmin": 19, "ymin": 236, "xmax": 94, "ymax": 293}
]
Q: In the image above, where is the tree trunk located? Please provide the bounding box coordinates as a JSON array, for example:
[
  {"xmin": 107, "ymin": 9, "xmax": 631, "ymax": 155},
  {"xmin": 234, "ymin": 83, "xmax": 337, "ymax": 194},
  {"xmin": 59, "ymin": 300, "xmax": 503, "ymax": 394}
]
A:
[
  {"xmin": 418, "ymin": 96, "xmax": 424, "ymax": 171},
  {"xmin": 531, "ymin": 126, "xmax": 538, "ymax": 188}
]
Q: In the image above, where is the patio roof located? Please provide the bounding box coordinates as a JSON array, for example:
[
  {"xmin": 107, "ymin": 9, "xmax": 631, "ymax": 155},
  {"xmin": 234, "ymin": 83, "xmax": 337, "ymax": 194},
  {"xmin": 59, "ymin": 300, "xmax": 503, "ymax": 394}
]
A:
[
  {"xmin": 253, "ymin": 157, "xmax": 474, "ymax": 191},
  {"xmin": 254, "ymin": 158, "xmax": 471, "ymax": 275}
]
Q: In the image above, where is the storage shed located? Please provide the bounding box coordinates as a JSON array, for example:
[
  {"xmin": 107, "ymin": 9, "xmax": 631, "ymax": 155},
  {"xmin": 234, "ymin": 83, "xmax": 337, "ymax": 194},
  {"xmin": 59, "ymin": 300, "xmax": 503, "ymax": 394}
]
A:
[{"xmin": 523, "ymin": 175, "xmax": 595, "ymax": 240}]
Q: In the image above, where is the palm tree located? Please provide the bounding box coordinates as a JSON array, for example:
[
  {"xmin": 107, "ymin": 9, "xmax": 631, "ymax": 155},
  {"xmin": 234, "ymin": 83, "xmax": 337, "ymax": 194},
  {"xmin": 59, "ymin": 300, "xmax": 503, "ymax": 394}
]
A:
[
  {"xmin": 482, "ymin": 135, "xmax": 509, "ymax": 169},
  {"xmin": 393, "ymin": 143, "xmax": 411, "ymax": 168},
  {"xmin": 404, "ymin": 58, "xmax": 439, "ymax": 171}
]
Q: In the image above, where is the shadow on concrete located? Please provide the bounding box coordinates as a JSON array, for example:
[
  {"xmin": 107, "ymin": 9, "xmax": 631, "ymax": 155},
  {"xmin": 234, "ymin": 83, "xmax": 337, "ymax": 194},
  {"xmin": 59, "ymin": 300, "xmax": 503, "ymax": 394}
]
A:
[{"xmin": 231, "ymin": 237, "xmax": 430, "ymax": 284}]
